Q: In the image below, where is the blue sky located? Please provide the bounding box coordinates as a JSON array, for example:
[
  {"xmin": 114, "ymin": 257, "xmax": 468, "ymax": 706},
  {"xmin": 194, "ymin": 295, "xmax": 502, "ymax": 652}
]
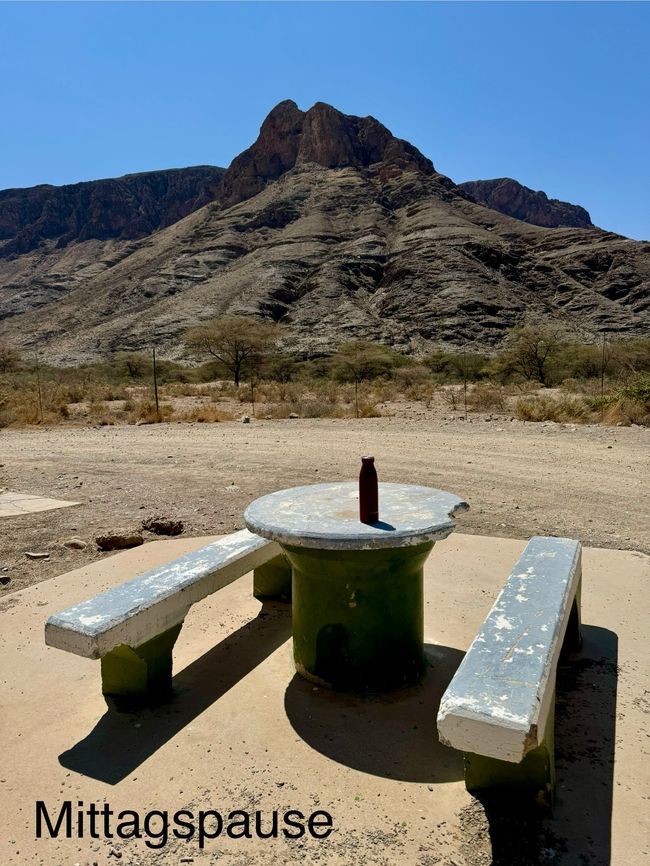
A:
[{"xmin": 1, "ymin": 2, "xmax": 648, "ymax": 239}]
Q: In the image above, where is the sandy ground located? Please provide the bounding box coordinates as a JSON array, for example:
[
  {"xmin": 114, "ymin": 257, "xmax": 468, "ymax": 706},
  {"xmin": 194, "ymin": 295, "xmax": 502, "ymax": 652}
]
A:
[
  {"xmin": 1, "ymin": 418, "xmax": 649, "ymax": 865},
  {"xmin": 0, "ymin": 416, "xmax": 648, "ymax": 594},
  {"xmin": 1, "ymin": 532, "xmax": 647, "ymax": 866}
]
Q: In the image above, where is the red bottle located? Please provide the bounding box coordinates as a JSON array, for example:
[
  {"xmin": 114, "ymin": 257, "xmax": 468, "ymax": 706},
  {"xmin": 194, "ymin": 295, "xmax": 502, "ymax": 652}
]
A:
[{"xmin": 359, "ymin": 456, "xmax": 379, "ymax": 524}]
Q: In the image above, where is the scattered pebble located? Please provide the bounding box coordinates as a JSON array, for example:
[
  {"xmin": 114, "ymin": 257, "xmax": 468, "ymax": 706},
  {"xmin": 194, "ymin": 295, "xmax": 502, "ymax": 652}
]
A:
[{"xmin": 63, "ymin": 537, "xmax": 87, "ymax": 550}]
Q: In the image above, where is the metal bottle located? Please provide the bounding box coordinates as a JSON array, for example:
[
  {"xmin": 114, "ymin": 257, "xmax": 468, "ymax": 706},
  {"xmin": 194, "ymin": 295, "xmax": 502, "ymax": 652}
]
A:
[{"xmin": 359, "ymin": 456, "xmax": 379, "ymax": 524}]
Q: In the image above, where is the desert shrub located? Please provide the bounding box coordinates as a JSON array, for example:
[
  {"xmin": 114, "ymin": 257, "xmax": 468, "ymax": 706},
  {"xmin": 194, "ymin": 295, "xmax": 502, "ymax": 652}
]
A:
[
  {"xmin": 403, "ymin": 382, "xmax": 438, "ymax": 403},
  {"xmin": 515, "ymin": 395, "xmax": 592, "ymax": 423},
  {"xmin": 0, "ymin": 402, "xmax": 16, "ymax": 428},
  {"xmin": 467, "ymin": 383, "xmax": 507, "ymax": 411},
  {"xmin": 503, "ymin": 379, "xmax": 542, "ymax": 395},
  {"xmin": 265, "ymin": 354, "xmax": 298, "ymax": 383},
  {"xmin": 602, "ymin": 399, "xmax": 650, "ymax": 426},
  {"xmin": 175, "ymin": 404, "xmax": 231, "ymax": 423},
  {"xmin": 124, "ymin": 400, "xmax": 175, "ymax": 424},
  {"xmin": 424, "ymin": 351, "xmax": 489, "ymax": 381},
  {"xmin": 393, "ymin": 365, "xmax": 431, "ymax": 389},
  {"xmin": 440, "ymin": 385, "xmax": 464, "ymax": 411},
  {"xmin": 357, "ymin": 400, "xmax": 381, "ymax": 418},
  {"xmin": 620, "ymin": 375, "xmax": 650, "ymax": 403}
]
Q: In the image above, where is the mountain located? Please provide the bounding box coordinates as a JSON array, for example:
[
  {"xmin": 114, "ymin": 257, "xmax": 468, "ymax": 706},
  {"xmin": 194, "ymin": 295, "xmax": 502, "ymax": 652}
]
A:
[
  {"xmin": 0, "ymin": 100, "xmax": 648, "ymax": 362},
  {"xmin": 0, "ymin": 166, "xmax": 224, "ymax": 258},
  {"xmin": 458, "ymin": 178, "xmax": 594, "ymax": 229}
]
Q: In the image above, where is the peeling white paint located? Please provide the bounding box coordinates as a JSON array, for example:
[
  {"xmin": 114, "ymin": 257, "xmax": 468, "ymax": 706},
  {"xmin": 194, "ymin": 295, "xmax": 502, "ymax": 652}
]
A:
[{"xmin": 436, "ymin": 536, "xmax": 582, "ymax": 763}]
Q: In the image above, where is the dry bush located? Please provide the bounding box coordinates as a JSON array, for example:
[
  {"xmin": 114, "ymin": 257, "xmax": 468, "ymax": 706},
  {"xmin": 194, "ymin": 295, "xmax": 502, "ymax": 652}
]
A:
[
  {"xmin": 393, "ymin": 365, "xmax": 431, "ymax": 389},
  {"xmin": 402, "ymin": 382, "xmax": 438, "ymax": 404},
  {"xmin": 515, "ymin": 395, "xmax": 592, "ymax": 423},
  {"xmin": 467, "ymin": 383, "xmax": 507, "ymax": 411},
  {"xmin": 503, "ymin": 380, "xmax": 542, "ymax": 395},
  {"xmin": 218, "ymin": 381, "xmax": 239, "ymax": 399},
  {"xmin": 560, "ymin": 378, "xmax": 605, "ymax": 397},
  {"xmin": 164, "ymin": 382, "xmax": 204, "ymax": 398},
  {"xmin": 357, "ymin": 400, "xmax": 381, "ymax": 418},
  {"xmin": 602, "ymin": 399, "xmax": 650, "ymax": 426},
  {"xmin": 121, "ymin": 400, "xmax": 176, "ymax": 424},
  {"xmin": 369, "ymin": 379, "xmax": 400, "ymax": 402},
  {"xmin": 174, "ymin": 404, "xmax": 232, "ymax": 423},
  {"xmin": 307, "ymin": 380, "xmax": 353, "ymax": 405},
  {"xmin": 0, "ymin": 406, "xmax": 16, "ymax": 427},
  {"xmin": 440, "ymin": 385, "xmax": 464, "ymax": 411}
]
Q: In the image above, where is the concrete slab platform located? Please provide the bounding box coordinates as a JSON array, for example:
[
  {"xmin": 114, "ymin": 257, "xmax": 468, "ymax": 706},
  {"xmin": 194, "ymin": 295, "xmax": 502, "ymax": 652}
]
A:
[
  {"xmin": 0, "ymin": 492, "xmax": 81, "ymax": 517},
  {"xmin": 0, "ymin": 534, "xmax": 648, "ymax": 866}
]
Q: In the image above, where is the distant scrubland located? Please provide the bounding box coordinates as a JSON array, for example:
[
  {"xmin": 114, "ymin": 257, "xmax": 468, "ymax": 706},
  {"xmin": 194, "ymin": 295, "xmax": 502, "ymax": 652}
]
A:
[{"xmin": 1, "ymin": 322, "xmax": 649, "ymax": 428}]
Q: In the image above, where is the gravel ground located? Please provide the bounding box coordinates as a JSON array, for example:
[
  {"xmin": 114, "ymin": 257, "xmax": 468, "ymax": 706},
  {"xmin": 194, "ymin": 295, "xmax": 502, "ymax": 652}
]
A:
[{"xmin": 1, "ymin": 413, "xmax": 647, "ymax": 594}]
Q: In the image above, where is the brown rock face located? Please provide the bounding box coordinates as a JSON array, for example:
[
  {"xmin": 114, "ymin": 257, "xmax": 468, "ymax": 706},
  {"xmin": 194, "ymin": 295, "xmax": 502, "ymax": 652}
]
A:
[
  {"xmin": 459, "ymin": 178, "xmax": 594, "ymax": 229},
  {"xmin": 217, "ymin": 100, "xmax": 434, "ymax": 208},
  {"xmin": 0, "ymin": 100, "xmax": 647, "ymax": 360},
  {"xmin": 0, "ymin": 166, "xmax": 224, "ymax": 258}
]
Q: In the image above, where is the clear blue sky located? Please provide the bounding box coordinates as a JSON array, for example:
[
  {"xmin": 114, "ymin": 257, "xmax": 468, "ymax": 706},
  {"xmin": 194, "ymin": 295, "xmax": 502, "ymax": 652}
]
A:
[{"xmin": 1, "ymin": 1, "xmax": 648, "ymax": 239}]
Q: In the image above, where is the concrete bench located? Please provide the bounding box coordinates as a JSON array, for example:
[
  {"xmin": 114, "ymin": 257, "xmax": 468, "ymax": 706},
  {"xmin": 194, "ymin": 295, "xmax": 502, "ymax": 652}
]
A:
[
  {"xmin": 45, "ymin": 529, "xmax": 291, "ymax": 711},
  {"xmin": 437, "ymin": 536, "xmax": 582, "ymax": 809}
]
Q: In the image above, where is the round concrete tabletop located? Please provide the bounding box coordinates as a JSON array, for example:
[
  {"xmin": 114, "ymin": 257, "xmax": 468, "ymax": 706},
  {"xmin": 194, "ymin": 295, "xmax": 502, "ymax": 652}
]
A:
[{"xmin": 244, "ymin": 482, "xmax": 469, "ymax": 550}]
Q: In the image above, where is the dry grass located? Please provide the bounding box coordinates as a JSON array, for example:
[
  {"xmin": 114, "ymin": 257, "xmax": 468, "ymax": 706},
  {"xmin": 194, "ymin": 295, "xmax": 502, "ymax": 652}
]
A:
[
  {"xmin": 515, "ymin": 395, "xmax": 593, "ymax": 423},
  {"xmin": 174, "ymin": 404, "xmax": 232, "ymax": 423},
  {"xmin": 466, "ymin": 383, "xmax": 507, "ymax": 411},
  {"xmin": 2, "ymin": 368, "xmax": 648, "ymax": 428}
]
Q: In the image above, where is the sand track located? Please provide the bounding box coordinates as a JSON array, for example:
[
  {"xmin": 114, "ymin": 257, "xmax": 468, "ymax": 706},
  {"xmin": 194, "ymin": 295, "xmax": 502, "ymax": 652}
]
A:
[{"xmin": 1, "ymin": 417, "xmax": 647, "ymax": 594}]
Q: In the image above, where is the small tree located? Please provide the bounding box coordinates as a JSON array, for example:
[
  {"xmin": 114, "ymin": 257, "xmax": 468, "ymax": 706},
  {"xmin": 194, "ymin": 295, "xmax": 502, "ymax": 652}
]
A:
[
  {"xmin": 113, "ymin": 351, "xmax": 151, "ymax": 380},
  {"xmin": 266, "ymin": 353, "xmax": 297, "ymax": 383},
  {"xmin": 184, "ymin": 315, "xmax": 281, "ymax": 387},
  {"xmin": 332, "ymin": 340, "xmax": 396, "ymax": 417},
  {"xmin": 499, "ymin": 325, "xmax": 563, "ymax": 386}
]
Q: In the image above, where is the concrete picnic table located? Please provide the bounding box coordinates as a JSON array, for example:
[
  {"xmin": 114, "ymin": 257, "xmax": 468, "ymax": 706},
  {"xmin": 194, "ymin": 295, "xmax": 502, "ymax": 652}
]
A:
[{"xmin": 244, "ymin": 482, "xmax": 469, "ymax": 692}]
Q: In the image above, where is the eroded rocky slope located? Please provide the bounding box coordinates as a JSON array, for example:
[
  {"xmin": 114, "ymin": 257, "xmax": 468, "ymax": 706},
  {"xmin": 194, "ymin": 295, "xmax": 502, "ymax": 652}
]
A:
[{"xmin": 1, "ymin": 101, "xmax": 648, "ymax": 361}]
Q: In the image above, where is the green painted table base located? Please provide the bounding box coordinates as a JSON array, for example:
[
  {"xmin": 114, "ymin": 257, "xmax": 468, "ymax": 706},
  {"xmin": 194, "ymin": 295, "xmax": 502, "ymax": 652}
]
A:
[{"xmin": 284, "ymin": 540, "xmax": 434, "ymax": 692}]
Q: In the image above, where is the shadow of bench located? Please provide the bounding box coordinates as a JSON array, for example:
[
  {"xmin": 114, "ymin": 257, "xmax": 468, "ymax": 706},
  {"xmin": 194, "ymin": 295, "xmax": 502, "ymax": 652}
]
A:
[{"xmin": 45, "ymin": 529, "xmax": 291, "ymax": 711}]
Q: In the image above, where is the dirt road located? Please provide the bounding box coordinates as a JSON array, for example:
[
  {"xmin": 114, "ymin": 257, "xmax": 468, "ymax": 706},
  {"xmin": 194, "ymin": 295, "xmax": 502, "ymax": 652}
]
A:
[{"xmin": 1, "ymin": 416, "xmax": 648, "ymax": 593}]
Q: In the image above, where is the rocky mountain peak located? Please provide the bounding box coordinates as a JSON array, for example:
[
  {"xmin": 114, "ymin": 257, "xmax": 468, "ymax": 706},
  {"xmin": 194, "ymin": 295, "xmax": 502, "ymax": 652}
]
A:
[
  {"xmin": 459, "ymin": 177, "xmax": 594, "ymax": 229},
  {"xmin": 217, "ymin": 100, "xmax": 434, "ymax": 208}
]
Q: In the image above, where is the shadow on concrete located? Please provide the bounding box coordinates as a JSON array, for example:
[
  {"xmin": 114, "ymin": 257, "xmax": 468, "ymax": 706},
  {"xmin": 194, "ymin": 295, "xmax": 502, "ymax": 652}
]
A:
[
  {"xmin": 465, "ymin": 626, "xmax": 618, "ymax": 866},
  {"xmin": 284, "ymin": 642, "xmax": 465, "ymax": 783},
  {"xmin": 59, "ymin": 602, "xmax": 292, "ymax": 784}
]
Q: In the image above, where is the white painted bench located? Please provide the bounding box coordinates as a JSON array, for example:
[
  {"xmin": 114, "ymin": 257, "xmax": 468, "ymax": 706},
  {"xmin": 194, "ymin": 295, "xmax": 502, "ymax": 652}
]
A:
[
  {"xmin": 45, "ymin": 529, "xmax": 291, "ymax": 711},
  {"xmin": 437, "ymin": 536, "xmax": 582, "ymax": 809}
]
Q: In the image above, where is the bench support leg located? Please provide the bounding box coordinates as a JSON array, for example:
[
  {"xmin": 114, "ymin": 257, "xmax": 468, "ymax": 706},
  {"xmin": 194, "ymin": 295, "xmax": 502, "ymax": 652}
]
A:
[
  {"xmin": 253, "ymin": 554, "xmax": 292, "ymax": 602},
  {"xmin": 463, "ymin": 695, "xmax": 556, "ymax": 811},
  {"xmin": 100, "ymin": 622, "xmax": 183, "ymax": 712},
  {"xmin": 562, "ymin": 576, "xmax": 582, "ymax": 656}
]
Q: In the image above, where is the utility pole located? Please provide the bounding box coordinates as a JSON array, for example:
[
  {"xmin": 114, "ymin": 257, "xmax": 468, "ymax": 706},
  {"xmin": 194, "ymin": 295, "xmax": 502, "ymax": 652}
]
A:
[
  {"xmin": 152, "ymin": 347, "xmax": 159, "ymax": 415},
  {"xmin": 35, "ymin": 353, "xmax": 43, "ymax": 423},
  {"xmin": 462, "ymin": 347, "xmax": 468, "ymax": 422},
  {"xmin": 600, "ymin": 334, "xmax": 607, "ymax": 423}
]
